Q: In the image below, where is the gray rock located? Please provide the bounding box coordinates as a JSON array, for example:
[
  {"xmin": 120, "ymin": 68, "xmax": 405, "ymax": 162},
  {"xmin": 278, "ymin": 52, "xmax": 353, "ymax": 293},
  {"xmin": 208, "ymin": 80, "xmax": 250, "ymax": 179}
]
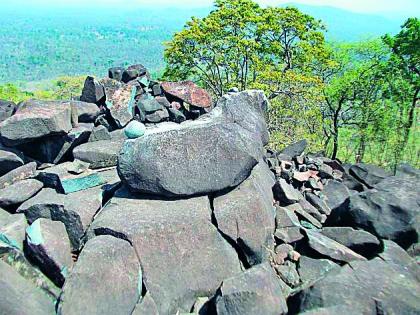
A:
[
  {"xmin": 25, "ymin": 218, "xmax": 73, "ymax": 287},
  {"xmin": 273, "ymin": 178, "xmax": 303, "ymax": 205},
  {"xmin": 58, "ymin": 235, "xmax": 141, "ymax": 315},
  {"xmin": 280, "ymin": 139, "xmax": 307, "ymax": 157},
  {"xmin": 297, "ymin": 199, "xmax": 325, "ymax": 223},
  {"xmin": 0, "ymin": 100, "xmax": 73, "ymax": 146},
  {"xmin": 104, "ymin": 84, "xmax": 137, "ymax": 127},
  {"xmin": 321, "ymin": 227, "xmax": 381, "ymax": 257},
  {"xmin": 71, "ymin": 101, "xmax": 101, "ymax": 123},
  {"xmin": 89, "ymin": 188, "xmax": 242, "ymax": 314},
  {"xmin": 304, "ymin": 229, "xmax": 367, "ymax": 263},
  {"xmin": 331, "ymin": 176, "xmax": 419, "ymax": 249},
  {"xmin": 284, "ymin": 202, "xmax": 323, "ymax": 228},
  {"xmin": 215, "ymin": 262, "xmax": 288, "ymax": 315},
  {"xmin": 0, "ymin": 179, "xmax": 43, "ymax": 209},
  {"xmin": 318, "ymin": 163, "xmax": 334, "ymax": 179},
  {"xmin": 323, "ymin": 180, "xmax": 351, "ymax": 213},
  {"xmin": 275, "ymin": 261, "xmax": 300, "ymax": 288},
  {"xmin": 0, "ymin": 99, "xmax": 16, "ymax": 123},
  {"xmin": 132, "ymin": 292, "xmax": 159, "ymax": 315},
  {"xmin": 73, "ymin": 139, "xmax": 124, "ymax": 169},
  {"xmin": 88, "ymin": 125, "xmax": 111, "ymax": 142},
  {"xmin": 108, "ymin": 67, "xmax": 125, "ymax": 82},
  {"xmin": 17, "ymin": 187, "xmax": 102, "ymax": 250},
  {"xmin": 118, "ymin": 112, "xmax": 263, "ymax": 197},
  {"xmin": 292, "ymin": 241, "xmax": 420, "ymax": 314},
  {"xmin": 122, "ymin": 64, "xmax": 148, "ymax": 83},
  {"xmin": 0, "ymin": 210, "xmax": 27, "ymax": 252},
  {"xmin": 349, "ymin": 163, "xmax": 391, "ymax": 188},
  {"xmin": 216, "ymin": 90, "xmax": 269, "ymax": 145},
  {"xmin": 0, "ymin": 148, "xmax": 24, "ymax": 176},
  {"xmin": 297, "ymin": 256, "xmax": 339, "ymax": 287},
  {"xmin": 80, "ymin": 76, "xmax": 105, "ymax": 103},
  {"xmin": 0, "ymin": 162, "xmax": 37, "ymax": 190},
  {"xmin": 0, "ymin": 260, "xmax": 56, "ymax": 315},
  {"xmin": 305, "ymin": 193, "xmax": 331, "ymax": 216},
  {"xmin": 213, "ymin": 162, "xmax": 276, "ymax": 266},
  {"xmin": 145, "ymin": 107, "xmax": 169, "ymax": 123}
]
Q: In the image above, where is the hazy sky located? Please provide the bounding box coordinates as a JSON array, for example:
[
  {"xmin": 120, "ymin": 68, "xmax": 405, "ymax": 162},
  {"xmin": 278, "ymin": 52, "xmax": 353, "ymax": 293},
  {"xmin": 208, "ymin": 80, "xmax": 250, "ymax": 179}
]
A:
[{"xmin": 7, "ymin": 0, "xmax": 420, "ymax": 16}]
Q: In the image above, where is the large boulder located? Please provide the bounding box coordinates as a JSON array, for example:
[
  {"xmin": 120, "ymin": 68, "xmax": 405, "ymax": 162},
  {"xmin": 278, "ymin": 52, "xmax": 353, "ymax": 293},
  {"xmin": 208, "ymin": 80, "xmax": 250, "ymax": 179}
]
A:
[
  {"xmin": 73, "ymin": 139, "xmax": 124, "ymax": 169},
  {"xmin": 0, "ymin": 162, "xmax": 37, "ymax": 190},
  {"xmin": 118, "ymin": 109, "xmax": 264, "ymax": 197},
  {"xmin": 0, "ymin": 148, "xmax": 24, "ymax": 176},
  {"xmin": 71, "ymin": 101, "xmax": 101, "ymax": 123},
  {"xmin": 89, "ymin": 188, "xmax": 242, "ymax": 314},
  {"xmin": 0, "ymin": 209, "xmax": 27, "ymax": 252},
  {"xmin": 348, "ymin": 163, "xmax": 391, "ymax": 188},
  {"xmin": 58, "ymin": 235, "xmax": 141, "ymax": 315},
  {"xmin": 214, "ymin": 262, "xmax": 288, "ymax": 315},
  {"xmin": 216, "ymin": 90, "xmax": 269, "ymax": 145},
  {"xmin": 328, "ymin": 176, "xmax": 420, "ymax": 249},
  {"xmin": 80, "ymin": 76, "xmax": 105, "ymax": 104},
  {"xmin": 104, "ymin": 84, "xmax": 137, "ymax": 127},
  {"xmin": 0, "ymin": 100, "xmax": 74, "ymax": 146},
  {"xmin": 0, "ymin": 179, "xmax": 43, "ymax": 210},
  {"xmin": 213, "ymin": 162, "xmax": 276, "ymax": 266},
  {"xmin": 0, "ymin": 260, "xmax": 56, "ymax": 315},
  {"xmin": 291, "ymin": 241, "xmax": 420, "ymax": 314}
]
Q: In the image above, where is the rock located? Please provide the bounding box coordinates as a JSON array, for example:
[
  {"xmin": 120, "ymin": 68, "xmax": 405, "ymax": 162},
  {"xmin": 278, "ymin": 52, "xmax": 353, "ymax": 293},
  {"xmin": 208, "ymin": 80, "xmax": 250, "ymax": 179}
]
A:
[
  {"xmin": 215, "ymin": 262, "xmax": 288, "ymax": 315},
  {"xmin": 25, "ymin": 218, "xmax": 73, "ymax": 287},
  {"xmin": 329, "ymin": 176, "xmax": 419, "ymax": 249},
  {"xmin": 0, "ymin": 100, "xmax": 73, "ymax": 146},
  {"xmin": 17, "ymin": 187, "xmax": 102, "ymax": 250},
  {"xmin": 105, "ymin": 84, "xmax": 137, "ymax": 127},
  {"xmin": 275, "ymin": 261, "xmax": 300, "ymax": 287},
  {"xmin": 73, "ymin": 139, "xmax": 124, "ymax": 169},
  {"xmin": 349, "ymin": 163, "xmax": 391, "ymax": 188},
  {"xmin": 122, "ymin": 64, "xmax": 148, "ymax": 83},
  {"xmin": 0, "ymin": 260, "xmax": 56, "ymax": 315},
  {"xmin": 297, "ymin": 255, "xmax": 339, "ymax": 287},
  {"xmin": 291, "ymin": 241, "xmax": 420, "ymax": 314},
  {"xmin": 124, "ymin": 120, "xmax": 146, "ymax": 139},
  {"xmin": 273, "ymin": 178, "xmax": 303, "ymax": 205},
  {"xmin": 274, "ymin": 206, "xmax": 304, "ymax": 243},
  {"xmin": 396, "ymin": 163, "xmax": 420, "ymax": 179},
  {"xmin": 0, "ymin": 99, "xmax": 16, "ymax": 123},
  {"xmin": 0, "ymin": 179, "xmax": 43, "ymax": 209},
  {"xmin": 318, "ymin": 163, "xmax": 334, "ymax": 179},
  {"xmin": 132, "ymin": 292, "xmax": 159, "ymax": 315},
  {"xmin": 145, "ymin": 107, "xmax": 169, "ymax": 123},
  {"xmin": 168, "ymin": 107, "xmax": 186, "ymax": 123},
  {"xmin": 155, "ymin": 96, "xmax": 171, "ymax": 108},
  {"xmin": 304, "ymin": 229, "xmax": 367, "ymax": 263},
  {"xmin": 161, "ymin": 81, "xmax": 212, "ymax": 109},
  {"xmin": 0, "ymin": 162, "xmax": 37, "ymax": 190},
  {"xmin": 0, "ymin": 148, "xmax": 24, "ymax": 176},
  {"xmin": 0, "ymin": 210, "xmax": 27, "ymax": 252},
  {"xmin": 37, "ymin": 162, "xmax": 119, "ymax": 194},
  {"xmin": 80, "ymin": 76, "xmax": 105, "ymax": 103},
  {"xmin": 108, "ymin": 66, "xmax": 125, "ymax": 81},
  {"xmin": 118, "ymin": 113, "xmax": 263, "ymax": 197},
  {"xmin": 280, "ymin": 139, "xmax": 307, "ymax": 157},
  {"xmin": 323, "ymin": 180, "xmax": 351, "ymax": 213},
  {"xmin": 321, "ymin": 227, "xmax": 381, "ymax": 258},
  {"xmin": 213, "ymin": 162, "xmax": 276, "ymax": 266},
  {"xmin": 58, "ymin": 235, "xmax": 141, "ymax": 315},
  {"xmin": 305, "ymin": 193, "xmax": 331, "ymax": 216},
  {"xmin": 71, "ymin": 101, "xmax": 101, "ymax": 123},
  {"xmin": 216, "ymin": 90, "xmax": 269, "ymax": 145},
  {"xmin": 88, "ymin": 125, "xmax": 111, "ymax": 142},
  {"xmin": 89, "ymin": 189, "xmax": 242, "ymax": 314},
  {"xmin": 297, "ymin": 199, "xmax": 325, "ymax": 223}
]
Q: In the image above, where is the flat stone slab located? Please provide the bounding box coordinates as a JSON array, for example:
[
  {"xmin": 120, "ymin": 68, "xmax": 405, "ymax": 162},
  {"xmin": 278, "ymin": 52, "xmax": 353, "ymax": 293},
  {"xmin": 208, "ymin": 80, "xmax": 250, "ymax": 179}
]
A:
[
  {"xmin": 73, "ymin": 140, "xmax": 124, "ymax": 169},
  {"xmin": 161, "ymin": 81, "xmax": 212, "ymax": 109},
  {"xmin": 90, "ymin": 188, "xmax": 242, "ymax": 314},
  {"xmin": 0, "ymin": 162, "xmax": 37, "ymax": 190},
  {"xmin": 0, "ymin": 179, "xmax": 43, "ymax": 209},
  {"xmin": 59, "ymin": 235, "xmax": 140, "ymax": 315},
  {"xmin": 0, "ymin": 148, "xmax": 24, "ymax": 176},
  {"xmin": 0, "ymin": 100, "xmax": 73, "ymax": 146},
  {"xmin": 0, "ymin": 260, "xmax": 56, "ymax": 315},
  {"xmin": 0, "ymin": 209, "xmax": 27, "ymax": 252}
]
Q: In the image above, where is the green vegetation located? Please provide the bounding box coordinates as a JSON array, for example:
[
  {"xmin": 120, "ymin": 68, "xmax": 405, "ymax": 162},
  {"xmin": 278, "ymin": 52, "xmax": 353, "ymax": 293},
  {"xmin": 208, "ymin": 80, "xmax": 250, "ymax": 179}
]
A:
[{"xmin": 164, "ymin": 0, "xmax": 419, "ymax": 169}]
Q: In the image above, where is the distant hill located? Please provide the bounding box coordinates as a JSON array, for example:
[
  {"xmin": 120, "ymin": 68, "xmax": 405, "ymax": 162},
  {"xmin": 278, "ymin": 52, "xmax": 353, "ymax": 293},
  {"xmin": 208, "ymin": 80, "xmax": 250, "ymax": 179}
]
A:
[{"xmin": 0, "ymin": 4, "xmax": 407, "ymax": 84}]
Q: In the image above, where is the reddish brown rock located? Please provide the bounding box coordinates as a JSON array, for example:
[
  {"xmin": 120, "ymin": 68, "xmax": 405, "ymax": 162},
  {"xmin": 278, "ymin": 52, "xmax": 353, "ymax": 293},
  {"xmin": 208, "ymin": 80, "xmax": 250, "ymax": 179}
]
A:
[{"xmin": 161, "ymin": 81, "xmax": 212, "ymax": 109}]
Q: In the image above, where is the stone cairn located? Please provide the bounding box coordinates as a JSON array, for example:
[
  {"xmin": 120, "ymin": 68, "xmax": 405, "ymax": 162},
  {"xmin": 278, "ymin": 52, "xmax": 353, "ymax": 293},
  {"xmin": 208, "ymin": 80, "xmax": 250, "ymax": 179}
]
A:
[{"xmin": 0, "ymin": 64, "xmax": 419, "ymax": 315}]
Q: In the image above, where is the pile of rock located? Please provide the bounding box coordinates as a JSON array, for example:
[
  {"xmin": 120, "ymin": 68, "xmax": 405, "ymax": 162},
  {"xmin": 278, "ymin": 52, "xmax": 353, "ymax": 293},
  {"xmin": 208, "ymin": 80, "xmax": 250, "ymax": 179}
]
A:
[{"xmin": 0, "ymin": 68, "xmax": 419, "ymax": 315}]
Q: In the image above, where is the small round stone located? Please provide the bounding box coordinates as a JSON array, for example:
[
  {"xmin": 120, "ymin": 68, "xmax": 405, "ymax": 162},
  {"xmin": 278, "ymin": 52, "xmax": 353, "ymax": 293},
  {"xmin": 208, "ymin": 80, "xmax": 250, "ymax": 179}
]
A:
[{"xmin": 124, "ymin": 120, "xmax": 146, "ymax": 139}]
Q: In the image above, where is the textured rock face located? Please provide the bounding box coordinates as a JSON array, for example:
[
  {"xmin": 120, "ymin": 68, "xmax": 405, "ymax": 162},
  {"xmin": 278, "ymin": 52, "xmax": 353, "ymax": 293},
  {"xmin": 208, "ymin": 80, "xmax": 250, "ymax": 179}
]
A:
[
  {"xmin": 161, "ymin": 81, "xmax": 213, "ymax": 109},
  {"xmin": 0, "ymin": 100, "xmax": 73, "ymax": 146},
  {"xmin": 0, "ymin": 179, "xmax": 43, "ymax": 209},
  {"xmin": 0, "ymin": 148, "xmax": 24, "ymax": 176},
  {"xmin": 215, "ymin": 262, "xmax": 288, "ymax": 315},
  {"xmin": 89, "ymin": 188, "xmax": 242, "ymax": 314},
  {"xmin": 73, "ymin": 139, "xmax": 124, "ymax": 169},
  {"xmin": 0, "ymin": 99, "xmax": 16, "ymax": 123},
  {"xmin": 118, "ymin": 111, "xmax": 264, "ymax": 197},
  {"xmin": 58, "ymin": 235, "xmax": 141, "ymax": 315}
]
